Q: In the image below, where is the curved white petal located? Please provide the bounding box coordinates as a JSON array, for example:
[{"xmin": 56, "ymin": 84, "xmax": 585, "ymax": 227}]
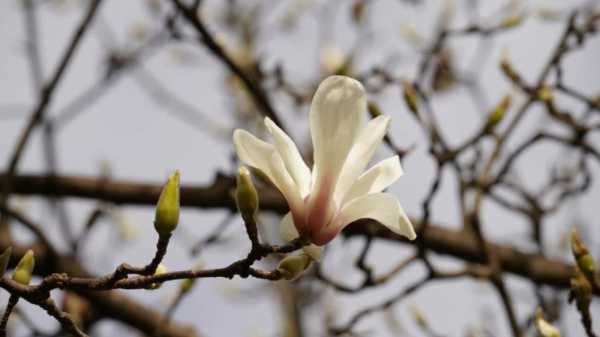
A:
[
  {"xmin": 309, "ymin": 76, "xmax": 366, "ymax": 203},
  {"xmin": 264, "ymin": 117, "xmax": 311, "ymax": 198},
  {"xmin": 233, "ymin": 129, "xmax": 274, "ymax": 172},
  {"xmin": 280, "ymin": 212, "xmax": 298, "ymax": 242},
  {"xmin": 335, "ymin": 115, "xmax": 391, "ymax": 203},
  {"xmin": 267, "ymin": 152, "xmax": 304, "ymax": 213},
  {"xmin": 233, "ymin": 129, "xmax": 303, "ymax": 213},
  {"xmin": 342, "ymin": 156, "xmax": 404, "ymax": 205},
  {"xmin": 331, "ymin": 193, "xmax": 416, "ymax": 240},
  {"xmin": 280, "ymin": 212, "xmax": 323, "ymax": 261}
]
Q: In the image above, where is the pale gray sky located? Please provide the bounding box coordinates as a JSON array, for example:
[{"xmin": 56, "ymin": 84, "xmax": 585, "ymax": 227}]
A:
[{"xmin": 1, "ymin": 0, "xmax": 599, "ymax": 336}]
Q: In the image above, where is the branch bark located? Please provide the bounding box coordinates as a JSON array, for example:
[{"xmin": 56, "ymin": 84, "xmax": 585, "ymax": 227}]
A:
[
  {"xmin": 4, "ymin": 245, "xmax": 199, "ymax": 337},
  {"xmin": 1, "ymin": 172, "xmax": 590, "ymax": 295}
]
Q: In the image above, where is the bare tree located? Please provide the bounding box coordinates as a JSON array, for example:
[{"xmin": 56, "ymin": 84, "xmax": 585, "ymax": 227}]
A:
[{"xmin": 0, "ymin": 1, "xmax": 599, "ymax": 337}]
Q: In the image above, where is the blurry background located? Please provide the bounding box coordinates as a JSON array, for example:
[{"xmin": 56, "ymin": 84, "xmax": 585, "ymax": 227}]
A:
[{"xmin": 1, "ymin": 0, "xmax": 600, "ymax": 336}]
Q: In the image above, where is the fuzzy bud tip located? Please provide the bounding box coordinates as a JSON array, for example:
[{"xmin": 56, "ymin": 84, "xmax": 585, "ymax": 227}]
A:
[
  {"xmin": 154, "ymin": 170, "xmax": 181, "ymax": 237},
  {"xmin": 12, "ymin": 249, "xmax": 35, "ymax": 285},
  {"xmin": 235, "ymin": 166, "xmax": 259, "ymax": 222},
  {"xmin": 488, "ymin": 94, "xmax": 511, "ymax": 126},
  {"xmin": 276, "ymin": 253, "xmax": 312, "ymax": 281},
  {"xmin": 402, "ymin": 81, "xmax": 419, "ymax": 115},
  {"xmin": 148, "ymin": 263, "xmax": 168, "ymax": 290}
]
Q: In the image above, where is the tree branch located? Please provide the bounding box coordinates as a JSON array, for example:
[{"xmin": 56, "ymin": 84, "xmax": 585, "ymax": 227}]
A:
[{"xmin": 1, "ymin": 172, "xmax": 590, "ymax": 295}]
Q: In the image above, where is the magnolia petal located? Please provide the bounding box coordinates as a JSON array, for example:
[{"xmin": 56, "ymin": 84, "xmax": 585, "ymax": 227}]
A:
[
  {"xmin": 264, "ymin": 117, "xmax": 312, "ymax": 198},
  {"xmin": 233, "ymin": 129, "xmax": 303, "ymax": 213},
  {"xmin": 309, "ymin": 76, "xmax": 366, "ymax": 203},
  {"xmin": 335, "ymin": 115, "xmax": 391, "ymax": 204},
  {"xmin": 267, "ymin": 152, "xmax": 304, "ymax": 214},
  {"xmin": 342, "ymin": 156, "xmax": 404, "ymax": 205},
  {"xmin": 233, "ymin": 129, "xmax": 274, "ymax": 172},
  {"xmin": 279, "ymin": 212, "xmax": 298, "ymax": 242},
  {"xmin": 314, "ymin": 193, "xmax": 415, "ymax": 245},
  {"xmin": 280, "ymin": 212, "xmax": 323, "ymax": 261}
]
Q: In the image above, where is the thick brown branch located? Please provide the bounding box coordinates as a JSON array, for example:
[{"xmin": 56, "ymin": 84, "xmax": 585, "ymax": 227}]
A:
[
  {"xmin": 1, "ymin": 172, "xmax": 590, "ymax": 295},
  {"xmin": 1, "ymin": 172, "xmax": 284, "ymax": 213},
  {"xmin": 344, "ymin": 221, "xmax": 580, "ymax": 292}
]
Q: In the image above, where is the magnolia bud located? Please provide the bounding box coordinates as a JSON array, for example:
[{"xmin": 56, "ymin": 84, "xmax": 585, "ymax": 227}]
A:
[
  {"xmin": 368, "ymin": 101, "xmax": 383, "ymax": 119},
  {"xmin": 351, "ymin": 0, "xmax": 365, "ymax": 24},
  {"xmin": 235, "ymin": 167, "xmax": 258, "ymax": 222},
  {"xmin": 488, "ymin": 95, "xmax": 511, "ymax": 126},
  {"xmin": 148, "ymin": 263, "xmax": 168, "ymax": 290},
  {"xmin": 409, "ymin": 304, "xmax": 429, "ymax": 330},
  {"xmin": 500, "ymin": 51, "xmax": 521, "ymax": 84},
  {"xmin": 154, "ymin": 171, "xmax": 180, "ymax": 237},
  {"xmin": 12, "ymin": 249, "xmax": 35, "ymax": 285},
  {"xmin": 534, "ymin": 308, "xmax": 561, "ymax": 337},
  {"xmin": 0, "ymin": 247, "xmax": 12, "ymax": 276},
  {"xmin": 501, "ymin": 14, "xmax": 524, "ymax": 29},
  {"xmin": 537, "ymin": 86, "xmax": 553, "ymax": 102},
  {"xmin": 276, "ymin": 253, "xmax": 311, "ymax": 281},
  {"xmin": 569, "ymin": 268, "xmax": 592, "ymax": 313},
  {"xmin": 155, "ymin": 263, "xmax": 167, "ymax": 275},
  {"xmin": 402, "ymin": 81, "xmax": 419, "ymax": 115},
  {"xmin": 180, "ymin": 278, "xmax": 196, "ymax": 294},
  {"xmin": 571, "ymin": 230, "xmax": 588, "ymax": 256},
  {"xmin": 570, "ymin": 229, "xmax": 597, "ymax": 284}
]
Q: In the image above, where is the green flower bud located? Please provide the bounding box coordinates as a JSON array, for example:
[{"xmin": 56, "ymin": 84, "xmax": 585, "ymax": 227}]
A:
[
  {"xmin": 402, "ymin": 81, "xmax": 419, "ymax": 115},
  {"xmin": 501, "ymin": 14, "xmax": 524, "ymax": 29},
  {"xmin": 276, "ymin": 253, "xmax": 311, "ymax": 281},
  {"xmin": 235, "ymin": 167, "xmax": 258, "ymax": 223},
  {"xmin": 577, "ymin": 255, "xmax": 597, "ymax": 277},
  {"xmin": 155, "ymin": 263, "xmax": 167, "ymax": 275},
  {"xmin": 569, "ymin": 269, "xmax": 592, "ymax": 314},
  {"xmin": 570, "ymin": 229, "xmax": 597, "ymax": 284},
  {"xmin": 534, "ymin": 308, "xmax": 561, "ymax": 337},
  {"xmin": 570, "ymin": 229, "xmax": 589, "ymax": 257},
  {"xmin": 488, "ymin": 94, "xmax": 511, "ymax": 126},
  {"xmin": 12, "ymin": 249, "xmax": 35, "ymax": 285},
  {"xmin": 569, "ymin": 268, "xmax": 595, "ymax": 336},
  {"xmin": 500, "ymin": 52, "xmax": 521, "ymax": 84},
  {"xmin": 368, "ymin": 101, "xmax": 383, "ymax": 119},
  {"xmin": 148, "ymin": 263, "xmax": 167, "ymax": 290},
  {"xmin": 0, "ymin": 247, "xmax": 12, "ymax": 276},
  {"xmin": 180, "ymin": 278, "xmax": 196, "ymax": 294},
  {"xmin": 154, "ymin": 171, "xmax": 180, "ymax": 237},
  {"xmin": 537, "ymin": 86, "xmax": 553, "ymax": 102}
]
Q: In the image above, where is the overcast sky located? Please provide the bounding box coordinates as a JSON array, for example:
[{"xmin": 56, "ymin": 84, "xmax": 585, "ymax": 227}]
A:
[{"xmin": 1, "ymin": 0, "xmax": 600, "ymax": 336}]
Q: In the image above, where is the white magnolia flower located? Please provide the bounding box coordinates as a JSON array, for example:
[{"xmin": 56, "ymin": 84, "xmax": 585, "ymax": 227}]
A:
[{"xmin": 233, "ymin": 75, "xmax": 416, "ymax": 260}]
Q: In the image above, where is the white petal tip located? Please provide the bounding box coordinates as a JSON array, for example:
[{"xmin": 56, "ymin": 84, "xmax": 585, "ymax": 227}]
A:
[
  {"xmin": 400, "ymin": 216, "xmax": 417, "ymax": 240},
  {"xmin": 264, "ymin": 116, "xmax": 275, "ymax": 128},
  {"xmin": 232, "ymin": 129, "xmax": 248, "ymax": 146},
  {"xmin": 317, "ymin": 75, "xmax": 365, "ymax": 101},
  {"xmin": 392, "ymin": 224, "xmax": 416, "ymax": 241}
]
